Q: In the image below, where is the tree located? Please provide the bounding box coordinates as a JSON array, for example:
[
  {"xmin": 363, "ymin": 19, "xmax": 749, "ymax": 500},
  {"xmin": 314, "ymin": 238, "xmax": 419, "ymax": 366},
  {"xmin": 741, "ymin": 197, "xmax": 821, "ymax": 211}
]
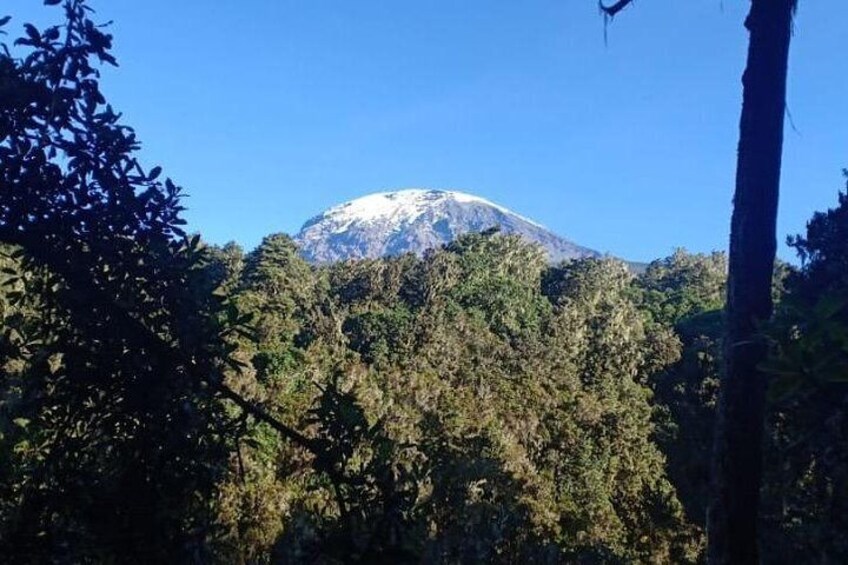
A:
[
  {"xmin": 0, "ymin": 2, "xmax": 351, "ymax": 559},
  {"xmin": 599, "ymin": 1, "xmax": 797, "ymax": 561},
  {"xmin": 635, "ymin": 250, "xmax": 726, "ymax": 533},
  {"xmin": 708, "ymin": 3, "xmax": 795, "ymax": 563},
  {"xmin": 1, "ymin": 5, "xmax": 530, "ymax": 561},
  {"xmin": 759, "ymin": 180, "xmax": 848, "ymax": 563},
  {"xmin": 211, "ymin": 232, "xmax": 702, "ymax": 561},
  {"xmin": 0, "ymin": 3, "xmax": 234, "ymax": 557}
]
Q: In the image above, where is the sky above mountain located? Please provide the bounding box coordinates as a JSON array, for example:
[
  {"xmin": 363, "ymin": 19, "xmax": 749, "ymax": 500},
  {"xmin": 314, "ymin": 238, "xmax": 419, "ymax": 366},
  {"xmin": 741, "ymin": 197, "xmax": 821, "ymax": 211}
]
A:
[{"xmin": 4, "ymin": 1, "xmax": 845, "ymax": 261}]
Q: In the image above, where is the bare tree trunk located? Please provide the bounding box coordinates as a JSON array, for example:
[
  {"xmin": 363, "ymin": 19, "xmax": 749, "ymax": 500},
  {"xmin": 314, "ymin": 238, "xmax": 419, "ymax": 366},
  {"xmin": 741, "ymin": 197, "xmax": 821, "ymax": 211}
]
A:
[{"xmin": 708, "ymin": 1, "xmax": 795, "ymax": 563}]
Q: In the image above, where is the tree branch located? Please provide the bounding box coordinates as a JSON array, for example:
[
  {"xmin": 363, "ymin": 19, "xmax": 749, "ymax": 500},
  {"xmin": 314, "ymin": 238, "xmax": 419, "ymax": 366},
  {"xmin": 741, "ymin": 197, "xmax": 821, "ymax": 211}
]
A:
[
  {"xmin": 215, "ymin": 381, "xmax": 315, "ymax": 449},
  {"xmin": 599, "ymin": 0, "xmax": 636, "ymax": 18},
  {"xmin": 0, "ymin": 229, "xmax": 318, "ymax": 454}
]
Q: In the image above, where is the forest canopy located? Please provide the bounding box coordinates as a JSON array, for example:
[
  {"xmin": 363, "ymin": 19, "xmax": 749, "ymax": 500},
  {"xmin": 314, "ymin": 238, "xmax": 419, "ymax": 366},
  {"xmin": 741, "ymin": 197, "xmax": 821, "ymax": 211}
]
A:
[{"xmin": 0, "ymin": 1, "xmax": 846, "ymax": 564}]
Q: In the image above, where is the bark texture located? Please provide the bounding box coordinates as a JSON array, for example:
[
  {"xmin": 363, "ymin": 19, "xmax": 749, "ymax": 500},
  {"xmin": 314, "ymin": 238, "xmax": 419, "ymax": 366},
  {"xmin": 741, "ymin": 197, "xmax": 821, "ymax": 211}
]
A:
[{"xmin": 708, "ymin": 1, "xmax": 795, "ymax": 563}]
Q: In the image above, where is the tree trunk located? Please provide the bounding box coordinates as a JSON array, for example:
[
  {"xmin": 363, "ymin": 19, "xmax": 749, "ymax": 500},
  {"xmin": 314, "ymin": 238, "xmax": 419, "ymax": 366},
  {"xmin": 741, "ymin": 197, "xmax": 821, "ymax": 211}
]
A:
[{"xmin": 708, "ymin": 1, "xmax": 795, "ymax": 563}]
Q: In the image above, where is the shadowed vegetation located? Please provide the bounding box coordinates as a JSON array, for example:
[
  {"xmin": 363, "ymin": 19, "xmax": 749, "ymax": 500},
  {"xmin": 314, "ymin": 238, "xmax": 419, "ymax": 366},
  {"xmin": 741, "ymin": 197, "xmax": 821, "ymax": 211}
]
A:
[{"xmin": 0, "ymin": 2, "xmax": 845, "ymax": 563}]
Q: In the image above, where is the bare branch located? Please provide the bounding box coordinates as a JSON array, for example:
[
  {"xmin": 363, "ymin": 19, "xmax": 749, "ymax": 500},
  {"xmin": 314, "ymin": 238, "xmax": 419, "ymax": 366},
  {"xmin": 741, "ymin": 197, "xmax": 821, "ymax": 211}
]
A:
[{"xmin": 599, "ymin": 0, "xmax": 636, "ymax": 18}]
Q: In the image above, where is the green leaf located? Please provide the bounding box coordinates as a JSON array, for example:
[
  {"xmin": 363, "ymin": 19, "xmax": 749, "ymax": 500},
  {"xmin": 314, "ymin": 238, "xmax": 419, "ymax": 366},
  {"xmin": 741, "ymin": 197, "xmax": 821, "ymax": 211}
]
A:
[
  {"xmin": 23, "ymin": 23, "xmax": 39, "ymax": 42},
  {"xmin": 13, "ymin": 417, "xmax": 30, "ymax": 429}
]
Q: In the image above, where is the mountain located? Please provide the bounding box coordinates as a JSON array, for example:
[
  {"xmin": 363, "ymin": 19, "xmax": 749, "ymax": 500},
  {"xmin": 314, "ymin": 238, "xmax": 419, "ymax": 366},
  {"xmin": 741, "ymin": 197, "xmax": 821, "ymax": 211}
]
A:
[{"xmin": 294, "ymin": 189, "xmax": 601, "ymax": 263}]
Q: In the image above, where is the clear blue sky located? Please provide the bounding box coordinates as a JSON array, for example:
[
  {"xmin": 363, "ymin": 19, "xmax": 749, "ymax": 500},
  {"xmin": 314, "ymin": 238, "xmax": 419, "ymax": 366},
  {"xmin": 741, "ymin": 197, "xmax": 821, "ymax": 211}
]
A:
[{"xmin": 5, "ymin": 1, "xmax": 846, "ymax": 261}]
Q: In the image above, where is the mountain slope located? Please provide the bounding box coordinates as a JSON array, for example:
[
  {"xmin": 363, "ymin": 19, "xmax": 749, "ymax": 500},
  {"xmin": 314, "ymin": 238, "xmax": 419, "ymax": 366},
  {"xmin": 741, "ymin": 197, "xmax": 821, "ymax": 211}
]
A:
[{"xmin": 294, "ymin": 189, "xmax": 600, "ymax": 263}]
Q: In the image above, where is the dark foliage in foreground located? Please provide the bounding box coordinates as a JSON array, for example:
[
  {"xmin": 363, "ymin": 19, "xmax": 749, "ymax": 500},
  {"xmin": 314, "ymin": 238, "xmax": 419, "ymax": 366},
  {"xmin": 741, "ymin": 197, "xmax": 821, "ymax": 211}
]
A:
[{"xmin": 0, "ymin": 2, "xmax": 845, "ymax": 563}]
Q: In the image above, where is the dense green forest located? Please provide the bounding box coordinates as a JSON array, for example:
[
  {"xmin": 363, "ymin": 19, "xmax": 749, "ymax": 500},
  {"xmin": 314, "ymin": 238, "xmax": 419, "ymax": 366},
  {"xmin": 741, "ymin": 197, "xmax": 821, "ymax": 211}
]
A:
[
  {"xmin": 3, "ymin": 211, "xmax": 848, "ymax": 563},
  {"xmin": 1, "ymin": 1, "xmax": 846, "ymax": 563}
]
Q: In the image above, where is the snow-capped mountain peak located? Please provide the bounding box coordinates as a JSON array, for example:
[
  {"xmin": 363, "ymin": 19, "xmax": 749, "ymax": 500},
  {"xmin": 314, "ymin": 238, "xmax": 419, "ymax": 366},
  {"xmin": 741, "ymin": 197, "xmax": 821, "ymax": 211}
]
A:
[
  {"xmin": 318, "ymin": 189, "xmax": 543, "ymax": 234},
  {"xmin": 294, "ymin": 188, "xmax": 597, "ymax": 263}
]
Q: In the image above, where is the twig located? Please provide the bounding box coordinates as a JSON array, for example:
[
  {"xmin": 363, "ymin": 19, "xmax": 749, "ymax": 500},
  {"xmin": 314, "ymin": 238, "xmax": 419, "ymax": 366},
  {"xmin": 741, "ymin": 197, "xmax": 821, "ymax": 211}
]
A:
[{"xmin": 599, "ymin": 0, "xmax": 637, "ymax": 18}]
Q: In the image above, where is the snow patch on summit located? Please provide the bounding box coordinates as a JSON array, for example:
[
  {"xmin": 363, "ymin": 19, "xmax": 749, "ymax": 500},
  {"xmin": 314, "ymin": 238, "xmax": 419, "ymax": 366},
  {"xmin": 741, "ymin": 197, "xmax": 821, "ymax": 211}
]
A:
[
  {"xmin": 322, "ymin": 189, "xmax": 544, "ymax": 233},
  {"xmin": 294, "ymin": 188, "xmax": 594, "ymax": 264}
]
